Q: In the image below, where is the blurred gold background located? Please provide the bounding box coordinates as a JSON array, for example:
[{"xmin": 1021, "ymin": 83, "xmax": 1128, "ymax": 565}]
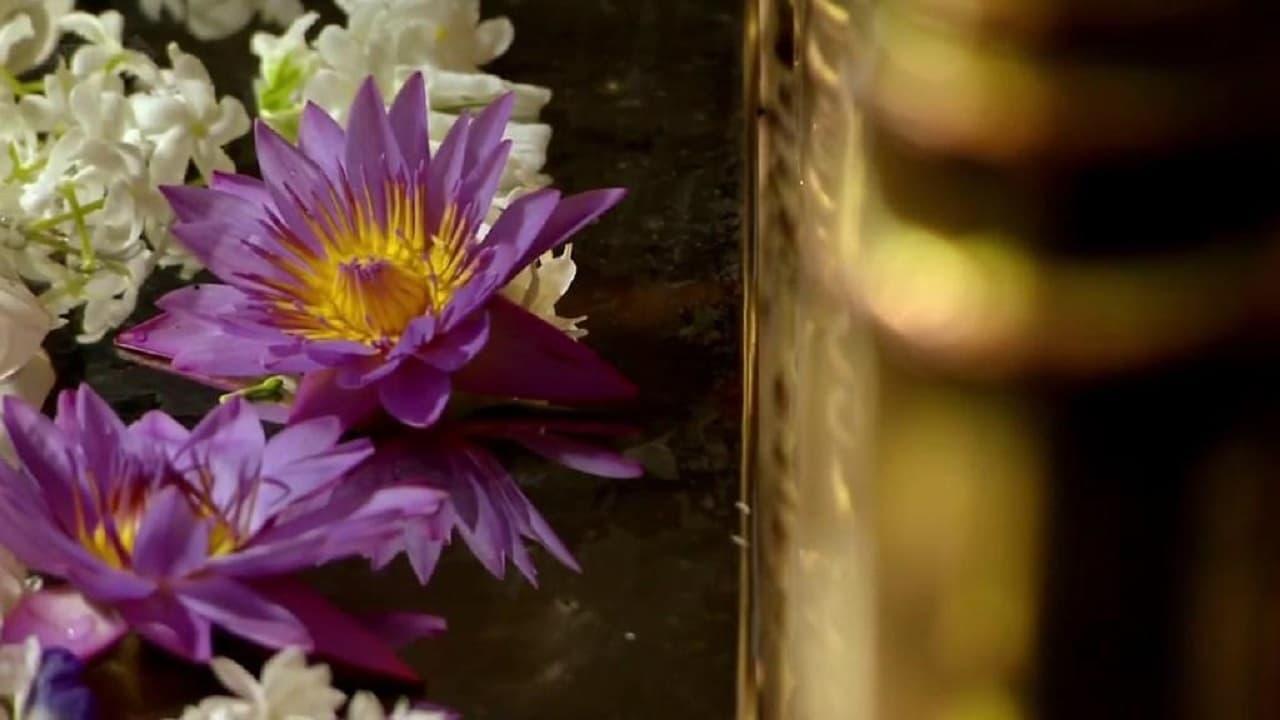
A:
[{"xmin": 740, "ymin": 1, "xmax": 1280, "ymax": 717}]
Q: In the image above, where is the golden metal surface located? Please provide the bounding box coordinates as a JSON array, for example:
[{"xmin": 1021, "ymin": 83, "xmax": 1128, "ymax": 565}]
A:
[{"xmin": 739, "ymin": 0, "xmax": 1280, "ymax": 717}]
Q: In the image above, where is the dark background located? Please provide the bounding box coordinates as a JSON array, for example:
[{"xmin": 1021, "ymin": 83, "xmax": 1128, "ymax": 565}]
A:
[{"xmin": 57, "ymin": 0, "xmax": 744, "ymax": 717}]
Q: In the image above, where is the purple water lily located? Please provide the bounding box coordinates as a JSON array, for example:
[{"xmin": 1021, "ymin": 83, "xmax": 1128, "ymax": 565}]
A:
[
  {"xmin": 0, "ymin": 385, "xmax": 443, "ymax": 679},
  {"xmin": 353, "ymin": 419, "xmax": 643, "ymax": 585},
  {"xmin": 118, "ymin": 72, "xmax": 633, "ymax": 430}
]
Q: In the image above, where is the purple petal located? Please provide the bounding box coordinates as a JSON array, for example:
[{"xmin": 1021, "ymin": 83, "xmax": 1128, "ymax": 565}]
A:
[
  {"xmin": 209, "ymin": 171, "xmax": 272, "ymax": 206},
  {"xmin": 70, "ymin": 385, "xmax": 130, "ymax": 499},
  {"xmin": 156, "ymin": 284, "xmax": 253, "ymax": 321},
  {"xmin": 482, "ymin": 189, "xmax": 560, "ymax": 281},
  {"xmin": 0, "ymin": 397, "xmax": 79, "ymax": 524},
  {"xmin": 303, "ymin": 339, "xmax": 379, "ymax": 367},
  {"xmin": 415, "ymin": 310, "xmax": 489, "ymax": 372},
  {"xmin": 426, "ymin": 115, "xmax": 471, "ymax": 233},
  {"xmin": 262, "ymin": 415, "xmax": 342, "ymax": 470},
  {"xmin": 388, "ymin": 73, "xmax": 429, "ymax": 169},
  {"xmin": 336, "ymin": 354, "xmax": 403, "ymax": 390},
  {"xmin": 161, "ymin": 185, "xmax": 260, "ymax": 225},
  {"xmin": 253, "ymin": 121, "xmax": 332, "ymax": 252},
  {"xmin": 464, "ymin": 93, "xmax": 515, "ymax": 171},
  {"xmin": 131, "ymin": 486, "xmax": 209, "ymax": 578},
  {"xmin": 160, "ymin": 187, "xmax": 279, "ymax": 282},
  {"xmin": 387, "ymin": 315, "xmax": 438, "ymax": 361},
  {"xmin": 172, "ymin": 335, "xmax": 271, "ymax": 378},
  {"xmin": 357, "ymin": 611, "xmax": 446, "ymax": 649},
  {"xmin": 114, "ymin": 316, "xmax": 249, "ymax": 394},
  {"xmin": 252, "ymin": 578, "xmax": 420, "ymax": 682},
  {"xmin": 114, "ymin": 313, "xmax": 197, "ymax": 363},
  {"xmin": 118, "ymin": 592, "xmax": 212, "ymax": 662},
  {"xmin": 175, "ymin": 397, "xmax": 264, "ymax": 510},
  {"xmin": 454, "ymin": 298, "xmax": 637, "ymax": 404},
  {"xmin": 255, "ymin": 119, "xmax": 331, "ymax": 201},
  {"xmin": 403, "ymin": 525, "xmax": 446, "ymax": 584},
  {"xmin": 377, "ymin": 360, "xmax": 450, "ymax": 428},
  {"xmin": 288, "ymin": 368, "xmax": 383, "ymax": 431},
  {"xmin": 345, "ymin": 77, "xmax": 403, "ymax": 215},
  {"xmin": 0, "ymin": 589, "xmax": 126, "ymax": 659},
  {"xmin": 128, "ymin": 410, "xmax": 191, "ymax": 449},
  {"xmin": 459, "ymin": 140, "xmax": 511, "ymax": 227},
  {"xmin": 513, "ymin": 188, "xmax": 628, "ymax": 280},
  {"xmin": 298, "ymin": 102, "xmax": 346, "ymax": 184},
  {"xmin": 179, "ymin": 576, "xmax": 311, "ymax": 651},
  {"xmin": 501, "ymin": 431, "xmax": 644, "ymax": 479}
]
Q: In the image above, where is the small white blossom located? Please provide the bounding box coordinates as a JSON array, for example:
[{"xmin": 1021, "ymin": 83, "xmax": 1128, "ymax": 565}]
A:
[
  {"xmin": 175, "ymin": 649, "xmax": 445, "ymax": 720},
  {"xmin": 0, "ymin": 636, "xmax": 39, "ymax": 716},
  {"xmin": 139, "ymin": 0, "xmax": 303, "ymax": 41},
  {"xmin": 346, "ymin": 692, "xmax": 447, "ymax": 720},
  {"xmin": 501, "ymin": 245, "xmax": 588, "ymax": 339},
  {"xmin": 177, "ymin": 648, "xmax": 346, "ymax": 720},
  {"xmin": 133, "ymin": 43, "xmax": 250, "ymax": 184},
  {"xmin": 0, "ymin": 0, "xmax": 72, "ymax": 74}
]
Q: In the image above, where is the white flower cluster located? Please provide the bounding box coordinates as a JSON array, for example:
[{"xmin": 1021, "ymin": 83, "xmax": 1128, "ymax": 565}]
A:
[
  {"xmin": 176, "ymin": 648, "xmax": 447, "ymax": 720},
  {"xmin": 0, "ymin": 10, "xmax": 250, "ymax": 342},
  {"xmin": 139, "ymin": 0, "xmax": 303, "ymax": 42},
  {"xmin": 252, "ymin": 0, "xmax": 553, "ymax": 213}
]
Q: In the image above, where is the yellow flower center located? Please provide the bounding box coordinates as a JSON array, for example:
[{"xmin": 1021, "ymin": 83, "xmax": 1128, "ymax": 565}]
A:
[
  {"xmin": 75, "ymin": 471, "xmax": 244, "ymax": 570},
  {"xmin": 267, "ymin": 182, "xmax": 476, "ymax": 349}
]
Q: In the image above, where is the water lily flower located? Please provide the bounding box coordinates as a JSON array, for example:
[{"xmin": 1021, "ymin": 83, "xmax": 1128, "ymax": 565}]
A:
[
  {"xmin": 353, "ymin": 418, "xmax": 643, "ymax": 585},
  {"xmin": 123, "ymin": 73, "xmax": 633, "ymax": 430},
  {"xmin": 0, "ymin": 385, "xmax": 444, "ymax": 677}
]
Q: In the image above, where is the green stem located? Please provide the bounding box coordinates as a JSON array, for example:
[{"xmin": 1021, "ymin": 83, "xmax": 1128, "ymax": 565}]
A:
[
  {"xmin": 27, "ymin": 198, "xmax": 106, "ymax": 232},
  {"xmin": 219, "ymin": 376, "xmax": 294, "ymax": 405},
  {"xmin": 59, "ymin": 187, "xmax": 96, "ymax": 272}
]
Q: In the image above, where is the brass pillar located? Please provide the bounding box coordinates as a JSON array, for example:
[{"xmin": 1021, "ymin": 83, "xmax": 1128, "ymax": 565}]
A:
[{"xmin": 740, "ymin": 1, "xmax": 1280, "ymax": 717}]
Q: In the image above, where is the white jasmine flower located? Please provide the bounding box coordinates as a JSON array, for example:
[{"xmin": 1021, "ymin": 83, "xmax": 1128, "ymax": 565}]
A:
[
  {"xmin": 139, "ymin": 0, "xmax": 303, "ymax": 41},
  {"xmin": 251, "ymin": 11, "xmax": 319, "ymax": 137},
  {"xmin": 1, "ymin": 9, "xmax": 248, "ymax": 341},
  {"xmin": 0, "ymin": 636, "xmax": 39, "ymax": 715},
  {"xmin": 346, "ymin": 692, "xmax": 448, "ymax": 720},
  {"xmin": 175, "ymin": 650, "xmax": 448, "ymax": 720},
  {"xmin": 134, "ymin": 44, "xmax": 250, "ymax": 184},
  {"xmin": 0, "ymin": 0, "xmax": 71, "ymax": 74},
  {"xmin": 58, "ymin": 10, "xmax": 159, "ymax": 82},
  {"xmin": 176, "ymin": 648, "xmax": 346, "ymax": 720},
  {"xmin": 501, "ymin": 245, "xmax": 588, "ymax": 339}
]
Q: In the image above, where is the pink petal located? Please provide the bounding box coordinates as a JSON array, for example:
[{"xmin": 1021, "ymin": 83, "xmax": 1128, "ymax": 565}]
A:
[{"xmin": 0, "ymin": 588, "xmax": 126, "ymax": 659}]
